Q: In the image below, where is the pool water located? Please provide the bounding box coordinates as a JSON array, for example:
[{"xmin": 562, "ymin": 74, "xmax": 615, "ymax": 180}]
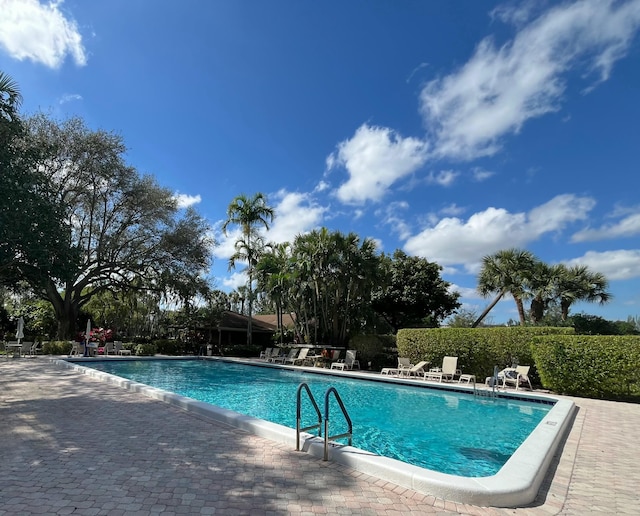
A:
[{"xmin": 84, "ymin": 359, "xmax": 551, "ymax": 477}]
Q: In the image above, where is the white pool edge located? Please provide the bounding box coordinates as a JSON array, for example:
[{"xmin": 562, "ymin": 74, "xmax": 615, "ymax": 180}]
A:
[{"xmin": 54, "ymin": 357, "xmax": 575, "ymax": 508}]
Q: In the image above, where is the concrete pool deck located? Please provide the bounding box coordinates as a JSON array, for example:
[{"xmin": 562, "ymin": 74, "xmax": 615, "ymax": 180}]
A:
[{"xmin": 1, "ymin": 358, "xmax": 639, "ymax": 515}]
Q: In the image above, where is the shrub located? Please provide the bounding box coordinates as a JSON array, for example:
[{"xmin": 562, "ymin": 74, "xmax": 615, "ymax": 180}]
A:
[
  {"xmin": 396, "ymin": 327, "xmax": 574, "ymax": 385},
  {"xmin": 532, "ymin": 335, "xmax": 640, "ymax": 399},
  {"xmin": 42, "ymin": 340, "xmax": 72, "ymax": 355},
  {"xmin": 134, "ymin": 343, "xmax": 157, "ymax": 356},
  {"xmin": 153, "ymin": 339, "xmax": 186, "ymax": 355}
]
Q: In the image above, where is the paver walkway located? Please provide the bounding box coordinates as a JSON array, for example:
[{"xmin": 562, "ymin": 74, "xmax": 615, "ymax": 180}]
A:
[{"xmin": 1, "ymin": 359, "xmax": 639, "ymax": 515}]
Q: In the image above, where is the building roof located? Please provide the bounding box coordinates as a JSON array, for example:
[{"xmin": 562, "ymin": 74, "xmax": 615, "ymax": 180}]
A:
[
  {"xmin": 253, "ymin": 313, "xmax": 297, "ymax": 329},
  {"xmin": 218, "ymin": 311, "xmax": 277, "ymax": 333}
]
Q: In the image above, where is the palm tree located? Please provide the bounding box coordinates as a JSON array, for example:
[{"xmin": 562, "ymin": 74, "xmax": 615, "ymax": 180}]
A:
[
  {"xmin": 0, "ymin": 71, "xmax": 22, "ymax": 121},
  {"xmin": 554, "ymin": 264, "xmax": 611, "ymax": 321},
  {"xmin": 473, "ymin": 248, "xmax": 537, "ymax": 327},
  {"xmin": 528, "ymin": 261, "xmax": 557, "ymax": 324},
  {"xmin": 222, "ymin": 193, "xmax": 274, "ymax": 345}
]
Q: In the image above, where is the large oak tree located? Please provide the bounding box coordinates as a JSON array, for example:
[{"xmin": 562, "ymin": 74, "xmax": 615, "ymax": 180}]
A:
[{"xmin": 14, "ymin": 114, "xmax": 213, "ymax": 339}]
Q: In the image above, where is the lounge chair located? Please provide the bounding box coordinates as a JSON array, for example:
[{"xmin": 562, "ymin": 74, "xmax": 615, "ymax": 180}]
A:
[
  {"xmin": 99, "ymin": 342, "xmax": 115, "ymax": 355},
  {"xmin": 114, "ymin": 341, "xmax": 131, "ymax": 355},
  {"xmin": 274, "ymin": 348, "xmax": 298, "ymax": 364},
  {"xmin": 424, "ymin": 356, "xmax": 459, "ymax": 382},
  {"xmin": 331, "ymin": 349, "xmax": 360, "ymax": 371},
  {"xmin": 499, "ymin": 366, "xmax": 533, "ymax": 390},
  {"xmin": 68, "ymin": 341, "xmax": 84, "ymax": 357},
  {"xmin": 381, "ymin": 357, "xmax": 412, "ymax": 376},
  {"xmin": 400, "ymin": 360, "xmax": 430, "ymax": 378},
  {"xmin": 266, "ymin": 348, "xmax": 282, "ymax": 362},
  {"xmin": 286, "ymin": 347, "xmax": 309, "ymax": 365},
  {"xmin": 260, "ymin": 347, "xmax": 273, "ymax": 359},
  {"xmin": 19, "ymin": 341, "xmax": 34, "ymax": 357}
]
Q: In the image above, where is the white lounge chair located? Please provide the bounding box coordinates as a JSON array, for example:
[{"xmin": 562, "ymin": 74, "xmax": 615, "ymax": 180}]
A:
[
  {"xmin": 274, "ymin": 348, "xmax": 298, "ymax": 364},
  {"xmin": 500, "ymin": 366, "xmax": 533, "ymax": 390},
  {"xmin": 331, "ymin": 350, "xmax": 360, "ymax": 371},
  {"xmin": 381, "ymin": 357, "xmax": 412, "ymax": 376},
  {"xmin": 424, "ymin": 356, "xmax": 459, "ymax": 382},
  {"xmin": 68, "ymin": 341, "xmax": 84, "ymax": 357},
  {"xmin": 286, "ymin": 347, "xmax": 309, "ymax": 365},
  {"xmin": 266, "ymin": 348, "xmax": 282, "ymax": 362},
  {"xmin": 260, "ymin": 347, "xmax": 273, "ymax": 359},
  {"xmin": 400, "ymin": 360, "xmax": 430, "ymax": 378}
]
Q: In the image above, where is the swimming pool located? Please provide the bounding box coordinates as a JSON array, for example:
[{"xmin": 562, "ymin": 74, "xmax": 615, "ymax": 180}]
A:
[
  {"xmin": 81, "ymin": 358, "xmax": 550, "ymax": 477},
  {"xmin": 61, "ymin": 357, "xmax": 574, "ymax": 506}
]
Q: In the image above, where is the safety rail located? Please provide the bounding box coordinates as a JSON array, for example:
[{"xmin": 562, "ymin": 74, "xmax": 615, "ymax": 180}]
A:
[
  {"xmin": 323, "ymin": 387, "xmax": 353, "ymax": 461},
  {"xmin": 295, "ymin": 383, "xmax": 322, "ymax": 451}
]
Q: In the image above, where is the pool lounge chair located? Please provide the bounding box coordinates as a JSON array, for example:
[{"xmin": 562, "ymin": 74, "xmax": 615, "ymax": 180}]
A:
[
  {"xmin": 274, "ymin": 348, "xmax": 298, "ymax": 364},
  {"xmin": 500, "ymin": 366, "xmax": 533, "ymax": 390},
  {"xmin": 260, "ymin": 347, "xmax": 273, "ymax": 359},
  {"xmin": 68, "ymin": 341, "xmax": 84, "ymax": 357},
  {"xmin": 286, "ymin": 347, "xmax": 309, "ymax": 365},
  {"xmin": 400, "ymin": 360, "xmax": 430, "ymax": 378},
  {"xmin": 381, "ymin": 357, "xmax": 412, "ymax": 376},
  {"xmin": 331, "ymin": 349, "xmax": 360, "ymax": 371},
  {"xmin": 266, "ymin": 348, "xmax": 282, "ymax": 362},
  {"xmin": 424, "ymin": 356, "xmax": 459, "ymax": 382}
]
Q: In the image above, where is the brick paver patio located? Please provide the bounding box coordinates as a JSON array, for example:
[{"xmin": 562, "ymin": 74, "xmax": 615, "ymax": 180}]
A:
[{"xmin": 1, "ymin": 358, "xmax": 638, "ymax": 515}]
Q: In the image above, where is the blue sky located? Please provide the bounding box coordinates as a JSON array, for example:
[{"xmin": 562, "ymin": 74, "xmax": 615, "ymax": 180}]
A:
[{"xmin": 2, "ymin": 0, "xmax": 640, "ymax": 324}]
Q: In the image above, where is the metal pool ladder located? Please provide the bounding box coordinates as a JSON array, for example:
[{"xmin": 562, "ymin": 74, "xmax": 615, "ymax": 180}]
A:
[{"xmin": 296, "ymin": 383, "xmax": 353, "ymax": 461}]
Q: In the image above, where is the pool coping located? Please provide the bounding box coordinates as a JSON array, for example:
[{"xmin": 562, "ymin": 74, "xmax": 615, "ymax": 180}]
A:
[{"xmin": 55, "ymin": 356, "xmax": 575, "ymax": 508}]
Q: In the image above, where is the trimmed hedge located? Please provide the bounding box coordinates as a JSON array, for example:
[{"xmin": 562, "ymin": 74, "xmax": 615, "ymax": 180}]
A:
[
  {"xmin": 531, "ymin": 335, "xmax": 640, "ymax": 399},
  {"xmin": 153, "ymin": 339, "xmax": 186, "ymax": 355},
  {"xmin": 396, "ymin": 327, "xmax": 574, "ymax": 385},
  {"xmin": 42, "ymin": 341, "xmax": 74, "ymax": 355}
]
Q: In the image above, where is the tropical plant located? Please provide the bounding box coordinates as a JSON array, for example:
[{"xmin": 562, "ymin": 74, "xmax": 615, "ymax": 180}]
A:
[
  {"xmin": 473, "ymin": 248, "xmax": 537, "ymax": 327},
  {"xmin": 222, "ymin": 192, "xmax": 274, "ymax": 345},
  {"xmin": 554, "ymin": 264, "xmax": 611, "ymax": 321}
]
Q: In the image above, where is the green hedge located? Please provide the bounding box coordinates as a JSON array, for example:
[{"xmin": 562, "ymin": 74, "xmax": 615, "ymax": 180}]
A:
[
  {"xmin": 396, "ymin": 327, "xmax": 574, "ymax": 384},
  {"xmin": 531, "ymin": 335, "xmax": 640, "ymax": 399},
  {"xmin": 134, "ymin": 343, "xmax": 157, "ymax": 356},
  {"xmin": 153, "ymin": 339, "xmax": 186, "ymax": 355},
  {"xmin": 42, "ymin": 341, "xmax": 74, "ymax": 355}
]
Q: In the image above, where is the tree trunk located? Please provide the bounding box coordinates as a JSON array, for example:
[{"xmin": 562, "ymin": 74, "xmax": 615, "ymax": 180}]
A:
[
  {"xmin": 515, "ymin": 296, "xmax": 527, "ymax": 326},
  {"xmin": 530, "ymin": 297, "xmax": 545, "ymax": 324},
  {"xmin": 471, "ymin": 291, "xmax": 505, "ymax": 327}
]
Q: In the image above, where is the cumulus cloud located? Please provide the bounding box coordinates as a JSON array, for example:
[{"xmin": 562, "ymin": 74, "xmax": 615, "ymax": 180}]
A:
[
  {"xmin": 564, "ymin": 250, "xmax": 640, "ymax": 280},
  {"xmin": 420, "ymin": 0, "xmax": 640, "ymax": 160},
  {"xmin": 173, "ymin": 193, "xmax": 201, "ymax": 209},
  {"xmin": 404, "ymin": 194, "xmax": 595, "ymax": 271},
  {"xmin": 571, "ymin": 212, "xmax": 640, "ymax": 242},
  {"xmin": 0, "ymin": 0, "xmax": 87, "ymax": 68},
  {"xmin": 267, "ymin": 190, "xmax": 327, "ymax": 244},
  {"xmin": 327, "ymin": 124, "xmax": 428, "ymax": 204}
]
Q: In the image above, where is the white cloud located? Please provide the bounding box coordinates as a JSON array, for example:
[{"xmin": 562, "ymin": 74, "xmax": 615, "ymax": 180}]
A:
[
  {"xmin": 420, "ymin": 0, "xmax": 640, "ymax": 160},
  {"xmin": 404, "ymin": 194, "xmax": 595, "ymax": 271},
  {"xmin": 221, "ymin": 271, "xmax": 247, "ymax": 290},
  {"xmin": 472, "ymin": 167, "xmax": 495, "ymax": 182},
  {"xmin": 173, "ymin": 193, "xmax": 201, "ymax": 209},
  {"xmin": 59, "ymin": 93, "xmax": 82, "ymax": 104},
  {"xmin": 440, "ymin": 203, "xmax": 466, "ymax": 217},
  {"xmin": 0, "ymin": 0, "xmax": 87, "ymax": 68},
  {"xmin": 376, "ymin": 201, "xmax": 412, "ymax": 240},
  {"xmin": 571, "ymin": 212, "xmax": 640, "ymax": 242},
  {"xmin": 314, "ymin": 180, "xmax": 330, "ymax": 193},
  {"xmin": 427, "ymin": 170, "xmax": 459, "ymax": 187},
  {"xmin": 563, "ymin": 249, "xmax": 640, "ymax": 281},
  {"xmin": 267, "ymin": 190, "xmax": 327, "ymax": 244},
  {"xmin": 327, "ymin": 124, "xmax": 428, "ymax": 204}
]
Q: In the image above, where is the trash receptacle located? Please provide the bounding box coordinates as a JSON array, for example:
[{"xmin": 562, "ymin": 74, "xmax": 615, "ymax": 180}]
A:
[{"xmin": 207, "ymin": 344, "xmax": 212, "ymax": 356}]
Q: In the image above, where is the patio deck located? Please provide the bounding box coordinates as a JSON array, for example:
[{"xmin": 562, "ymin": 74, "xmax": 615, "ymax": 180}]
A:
[{"xmin": 1, "ymin": 358, "xmax": 638, "ymax": 515}]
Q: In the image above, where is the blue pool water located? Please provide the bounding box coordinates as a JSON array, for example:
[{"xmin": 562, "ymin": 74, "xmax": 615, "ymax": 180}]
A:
[{"xmin": 83, "ymin": 359, "xmax": 551, "ymax": 477}]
